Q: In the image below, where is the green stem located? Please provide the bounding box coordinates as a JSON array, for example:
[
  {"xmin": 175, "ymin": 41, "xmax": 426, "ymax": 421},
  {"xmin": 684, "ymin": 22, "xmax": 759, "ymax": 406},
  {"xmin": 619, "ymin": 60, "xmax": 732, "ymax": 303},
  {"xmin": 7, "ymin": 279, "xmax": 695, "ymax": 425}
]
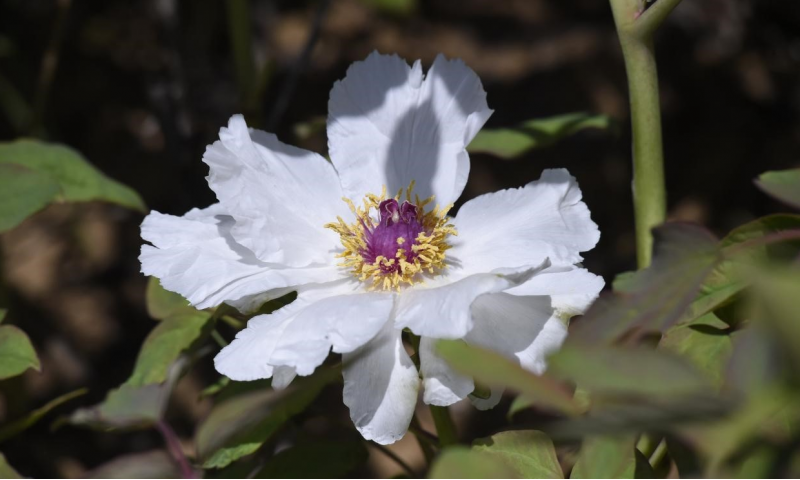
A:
[
  {"xmin": 609, "ymin": 0, "xmax": 683, "ymax": 268},
  {"xmin": 649, "ymin": 439, "xmax": 669, "ymax": 470},
  {"xmin": 429, "ymin": 405, "xmax": 458, "ymax": 447}
]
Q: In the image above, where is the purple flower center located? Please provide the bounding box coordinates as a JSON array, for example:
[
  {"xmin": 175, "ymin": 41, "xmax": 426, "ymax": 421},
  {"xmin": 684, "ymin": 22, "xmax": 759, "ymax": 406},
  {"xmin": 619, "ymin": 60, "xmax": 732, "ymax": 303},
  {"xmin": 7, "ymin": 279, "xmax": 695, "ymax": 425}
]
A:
[{"xmin": 361, "ymin": 199, "xmax": 425, "ymax": 274}]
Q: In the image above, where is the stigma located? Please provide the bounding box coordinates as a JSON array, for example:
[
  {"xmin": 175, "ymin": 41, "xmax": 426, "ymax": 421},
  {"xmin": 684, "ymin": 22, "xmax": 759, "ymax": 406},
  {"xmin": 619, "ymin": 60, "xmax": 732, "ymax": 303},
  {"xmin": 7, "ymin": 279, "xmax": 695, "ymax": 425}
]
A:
[{"xmin": 325, "ymin": 183, "xmax": 456, "ymax": 291}]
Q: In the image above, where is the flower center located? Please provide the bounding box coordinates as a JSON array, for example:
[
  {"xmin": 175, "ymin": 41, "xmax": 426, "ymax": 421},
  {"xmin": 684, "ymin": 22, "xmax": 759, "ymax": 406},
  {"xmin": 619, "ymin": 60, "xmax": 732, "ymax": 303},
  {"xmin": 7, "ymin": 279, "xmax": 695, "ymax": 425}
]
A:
[{"xmin": 325, "ymin": 183, "xmax": 456, "ymax": 291}]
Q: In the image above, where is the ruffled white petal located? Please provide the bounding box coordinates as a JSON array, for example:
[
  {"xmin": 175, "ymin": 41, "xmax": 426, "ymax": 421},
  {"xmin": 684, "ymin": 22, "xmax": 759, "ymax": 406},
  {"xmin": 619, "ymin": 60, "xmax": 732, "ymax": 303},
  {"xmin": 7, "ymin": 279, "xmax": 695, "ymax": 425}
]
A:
[
  {"xmin": 140, "ymin": 204, "xmax": 340, "ymax": 311},
  {"xmin": 450, "ymin": 168, "xmax": 600, "ymax": 274},
  {"xmin": 328, "ymin": 52, "xmax": 492, "ymax": 206},
  {"xmin": 506, "ymin": 264, "xmax": 605, "ymax": 317},
  {"xmin": 469, "ymin": 388, "xmax": 504, "ymax": 411},
  {"xmin": 203, "ymin": 115, "xmax": 348, "ymax": 267},
  {"xmin": 394, "ymin": 261, "xmax": 549, "ymax": 340},
  {"xmin": 342, "ymin": 321, "xmax": 420, "ymax": 445},
  {"xmin": 214, "ymin": 282, "xmax": 393, "ymax": 380},
  {"xmin": 419, "ymin": 337, "xmax": 474, "ymax": 406}
]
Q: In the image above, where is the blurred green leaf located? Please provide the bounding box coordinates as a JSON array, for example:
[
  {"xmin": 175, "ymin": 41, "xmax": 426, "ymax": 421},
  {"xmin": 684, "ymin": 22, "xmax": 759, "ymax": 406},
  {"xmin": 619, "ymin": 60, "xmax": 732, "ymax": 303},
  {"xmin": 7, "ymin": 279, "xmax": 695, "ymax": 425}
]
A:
[
  {"xmin": 0, "ymin": 388, "xmax": 86, "ymax": 442},
  {"xmin": 0, "ymin": 139, "xmax": 146, "ymax": 213},
  {"xmin": 358, "ymin": 0, "xmax": 417, "ymax": 16},
  {"xmin": 429, "ymin": 446, "xmax": 520, "ymax": 479},
  {"xmin": 0, "ymin": 453, "xmax": 22, "ymax": 479},
  {"xmin": 0, "ymin": 163, "xmax": 60, "ymax": 232},
  {"xmin": 754, "ymin": 268, "xmax": 800, "ymax": 366},
  {"xmin": 146, "ymin": 277, "xmax": 198, "ymax": 321},
  {"xmin": 86, "ymin": 450, "xmax": 180, "ymax": 479},
  {"xmin": 0, "ymin": 310, "xmax": 6, "ymax": 324},
  {"xmin": 467, "ymin": 113, "xmax": 613, "ymax": 159},
  {"xmin": 571, "ymin": 223, "xmax": 720, "ymax": 343},
  {"xmin": 756, "ymin": 169, "xmax": 800, "ymax": 210},
  {"xmin": 126, "ymin": 311, "xmax": 211, "ymax": 386},
  {"xmin": 254, "ymin": 439, "xmax": 368, "ymax": 478},
  {"xmin": 196, "ymin": 368, "xmax": 338, "ymax": 469},
  {"xmin": 660, "ymin": 313, "xmax": 732, "ymax": 388},
  {"xmin": 472, "ymin": 431, "xmax": 563, "ymax": 479},
  {"xmin": 570, "ymin": 435, "xmax": 635, "ymax": 479},
  {"xmin": 547, "ymin": 345, "xmax": 711, "ymax": 399},
  {"xmin": 686, "ymin": 388, "xmax": 800, "ymax": 473},
  {"xmin": 725, "ymin": 326, "xmax": 780, "ymax": 395},
  {"xmin": 0, "ymin": 325, "xmax": 40, "ymax": 380},
  {"xmin": 546, "ymin": 394, "xmax": 735, "ymax": 439},
  {"xmin": 68, "ymin": 383, "xmax": 167, "ymax": 430},
  {"xmin": 437, "ymin": 340, "xmax": 582, "ymax": 416}
]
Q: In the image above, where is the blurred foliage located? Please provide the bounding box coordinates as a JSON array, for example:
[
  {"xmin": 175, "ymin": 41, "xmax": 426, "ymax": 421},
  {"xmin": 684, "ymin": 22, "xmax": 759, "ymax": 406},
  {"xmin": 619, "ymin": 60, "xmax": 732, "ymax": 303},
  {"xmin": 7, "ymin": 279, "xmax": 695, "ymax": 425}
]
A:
[{"xmin": 467, "ymin": 113, "xmax": 615, "ymax": 160}]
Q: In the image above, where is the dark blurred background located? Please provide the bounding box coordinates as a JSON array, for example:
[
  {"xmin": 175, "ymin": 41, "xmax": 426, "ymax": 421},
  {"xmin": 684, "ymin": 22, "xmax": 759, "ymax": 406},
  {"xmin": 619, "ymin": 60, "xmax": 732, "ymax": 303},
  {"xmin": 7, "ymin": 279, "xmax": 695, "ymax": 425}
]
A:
[{"xmin": 0, "ymin": 0, "xmax": 798, "ymax": 477}]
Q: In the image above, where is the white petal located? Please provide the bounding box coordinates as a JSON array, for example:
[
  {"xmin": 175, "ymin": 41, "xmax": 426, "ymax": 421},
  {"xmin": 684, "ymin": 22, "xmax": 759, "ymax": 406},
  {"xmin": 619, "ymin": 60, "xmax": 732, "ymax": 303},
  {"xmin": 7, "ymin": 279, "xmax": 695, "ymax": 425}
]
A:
[
  {"xmin": 469, "ymin": 388, "xmax": 504, "ymax": 411},
  {"xmin": 269, "ymin": 291, "xmax": 395, "ymax": 375},
  {"xmin": 271, "ymin": 366, "xmax": 297, "ymax": 390},
  {"xmin": 394, "ymin": 262, "xmax": 548, "ymax": 340},
  {"xmin": 467, "ymin": 293, "xmax": 568, "ymax": 376},
  {"xmin": 214, "ymin": 282, "xmax": 393, "ymax": 380},
  {"xmin": 140, "ymin": 204, "xmax": 340, "ymax": 311},
  {"xmin": 203, "ymin": 115, "xmax": 348, "ymax": 266},
  {"xmin": 419, "ymin": 337, "xmax": 474, "ymax": 406},
  {"xmin": 328, "ymin": 52, "xmax": 492, "ymax": 206},
  {"xmin": 450, "ymin": 168, "xmax": 600, "ymax": 274},
  {"xmin": 342, "ymin": 321, "xmax": 420, "ymax": 445},
  {"xmin": 507, "ymin": 264, "xmax": 605, "ymax": 317}
]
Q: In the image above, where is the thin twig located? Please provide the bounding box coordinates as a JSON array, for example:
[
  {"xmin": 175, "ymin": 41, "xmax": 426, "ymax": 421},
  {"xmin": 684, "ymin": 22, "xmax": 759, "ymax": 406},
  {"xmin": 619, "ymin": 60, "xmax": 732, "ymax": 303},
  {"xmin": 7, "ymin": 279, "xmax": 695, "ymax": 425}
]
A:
[
  {"xmin": 371, "ymin": 442, "xmax": 418, "ymax": 477},
  {"xmin": 155, "ymin": 420, "xmax": 197, "ymax": 479},
  {"xmin": 31, "ymin": 0, "xmax": 71, "ymax": 136},
  {"xmin": 266, "ymin": 0, "xmax": 332, "ymax": 130}
]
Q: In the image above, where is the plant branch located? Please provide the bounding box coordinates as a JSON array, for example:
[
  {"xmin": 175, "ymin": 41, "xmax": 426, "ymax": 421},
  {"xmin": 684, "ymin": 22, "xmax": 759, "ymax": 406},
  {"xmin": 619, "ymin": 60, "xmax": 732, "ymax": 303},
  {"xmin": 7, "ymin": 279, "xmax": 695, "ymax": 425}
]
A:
[
  {"xmin": 634, "ymin": 0, "xmax": 686, "ymax": 40},
  {"xmin": 31, "ymin": 0, "xmax": 71, "ymax": 136},
  {"xmin": 429, "ymin": 405, "xmax": 459, "ymax": 447},
  {"xmin": 155, "ymin": 420, "xmax": 196, "ymax": 479},
  {"xmin": 371, "ymin": 442, "xmax": 418, "ymax": 477},
  {"xmin": 609, "ymin": 0, "xmax": 670, "ymax": 268}
]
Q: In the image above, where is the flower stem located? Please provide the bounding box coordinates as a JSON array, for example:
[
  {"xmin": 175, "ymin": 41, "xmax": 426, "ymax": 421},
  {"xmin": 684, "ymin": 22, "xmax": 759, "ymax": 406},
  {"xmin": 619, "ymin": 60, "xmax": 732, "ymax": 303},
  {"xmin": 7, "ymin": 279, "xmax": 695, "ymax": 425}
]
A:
[
  {"xmin": 156, "ymin": 420, "xmax": 196, "ymax": 479},
  {"xmin": 429, "ymin": 405, "xmax": 458, "ymax": 447},
  {"xmin": 609, "ymin": 0, "xmax": 683, "ymax": 268}
]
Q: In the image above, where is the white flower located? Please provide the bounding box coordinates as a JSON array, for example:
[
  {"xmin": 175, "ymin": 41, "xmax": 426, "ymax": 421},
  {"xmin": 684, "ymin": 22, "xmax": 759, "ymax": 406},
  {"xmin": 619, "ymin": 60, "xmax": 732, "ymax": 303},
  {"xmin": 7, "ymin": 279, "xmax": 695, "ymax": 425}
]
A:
[{"xmin": 140, "ymin": 52, "xmax": 603, "ymax": 445}]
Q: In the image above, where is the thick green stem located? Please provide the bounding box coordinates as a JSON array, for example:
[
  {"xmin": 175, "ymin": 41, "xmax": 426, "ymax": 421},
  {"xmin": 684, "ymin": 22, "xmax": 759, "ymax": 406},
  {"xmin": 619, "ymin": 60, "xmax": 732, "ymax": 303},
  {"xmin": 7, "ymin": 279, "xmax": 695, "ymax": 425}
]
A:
[
  {"xmin": 429, "ymin": 405, "xmax": 458, "ymax": 447},
  {"xmin": 609, "ymin": 0, "xmax": 683, "ymax": 268}
]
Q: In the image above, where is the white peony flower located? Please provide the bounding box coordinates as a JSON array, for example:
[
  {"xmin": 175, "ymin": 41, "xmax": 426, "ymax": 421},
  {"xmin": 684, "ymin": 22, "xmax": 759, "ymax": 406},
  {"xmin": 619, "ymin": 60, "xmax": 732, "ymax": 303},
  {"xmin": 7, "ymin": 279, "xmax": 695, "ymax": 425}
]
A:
[{"xmin": 140, "ymin": 52, "xmax": 603, "ymax": 445}]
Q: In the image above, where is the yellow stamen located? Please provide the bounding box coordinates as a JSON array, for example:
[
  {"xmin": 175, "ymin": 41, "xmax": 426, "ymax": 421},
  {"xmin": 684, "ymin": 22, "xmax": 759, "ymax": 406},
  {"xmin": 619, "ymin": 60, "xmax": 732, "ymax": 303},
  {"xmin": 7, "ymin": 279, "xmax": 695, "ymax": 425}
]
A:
[{"xmin": 323, "ymin": 182, "xmax": 456, "ymax": 291}]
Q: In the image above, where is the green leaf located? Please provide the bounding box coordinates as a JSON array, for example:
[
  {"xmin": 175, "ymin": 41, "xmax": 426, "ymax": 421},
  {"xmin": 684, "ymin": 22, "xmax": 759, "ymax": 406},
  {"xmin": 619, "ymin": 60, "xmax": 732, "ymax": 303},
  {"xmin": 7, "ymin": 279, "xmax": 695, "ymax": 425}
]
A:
[
  {"xmin": 0, "ymin": 325, "xmax": 40, "ymax": 380},
  {"xmin": 0, "ymin": 139, "xmax": 146, "ymax": 212},
  {"xmin": 472, "ymin": 431, "xmax": 563, "ymax": 479},
  {"xmin": 756, "ymin": 168, "xmax": 800, "ymax": 209},
  {"xmin": 660, "ymin": 313, "xmax": 732, "ymax": 388},
  {"xmin": 547, "ymin": 344, "xmax": 712, "ymax": 398},
  {"xmin": 570, "ymin": 436, "xmax": 636, "ymax": 479},
  {"xmin": 0, "ymin": 309, "xmax": 6, "ymax": 324},
  {"xmin": 754, "ymin": 268, "xmax": 800, "ymax": 367},
  {"xmin": 429, "ymin": 446, "xmax": 520, "ymax": 479},
  {"xmin": 467, "ymin": 113, "xmax": 613, "ymax": 159},
  {"xmin": 145, "ymin": 277, "xmax": 198, "ymax": 321},
  {"xmin": 126, "ymin": 311, "xmax": 211, "ymax": 386},
  {"xmin": 0, "ymin": 163, "xmax": 60, "ymax": 232},
  {"xmin": 253, "ymin": 439, "xmax": 368, "ymax": 478},
  {"xmin": 437, "ymin": 340, "xmax": 582, "ymax": 416},
  {"xmin": 86, "ymin": 450, "xmax": 181, "ymax": 479},
  {"xmin": 0, "ymin": 453, "xmax": 23, "ymax": 479},
  {"xmin": 196, "ymin": 368, "xmax": 338, "ymax": 469},
  {"xmin": 571, "ymin": 223, "xmax": 720, "ymax": 343},
  {"xmin": 68, "ymin": 383, "xmax": 167, "ymax": 430},
  {"xmin": 0, "ymin": 388, "xmax": 87, "ymax": 442}
]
